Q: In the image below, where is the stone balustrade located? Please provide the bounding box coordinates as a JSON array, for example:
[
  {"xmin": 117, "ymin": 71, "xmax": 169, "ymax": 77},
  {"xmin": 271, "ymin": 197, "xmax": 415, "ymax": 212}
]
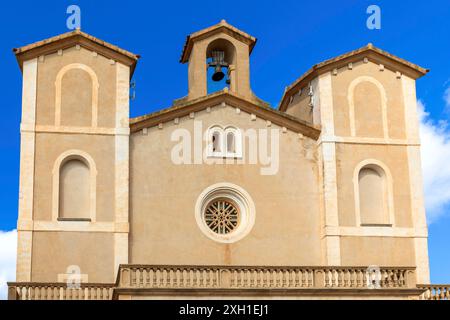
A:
[
  {"xmin": 11, "ymin": 265, "xmax": 444, "ymax": 300},
  {"xmin": 8, "ymin": 282, "xmax": 114, "ymax": 300},
  {"xmin": 117, "ymin": 265, "xmax": 417, "ymax": 290},
  {"xmin": 418, "ymin": 284, "xmax": 450, "ymax": 300}
]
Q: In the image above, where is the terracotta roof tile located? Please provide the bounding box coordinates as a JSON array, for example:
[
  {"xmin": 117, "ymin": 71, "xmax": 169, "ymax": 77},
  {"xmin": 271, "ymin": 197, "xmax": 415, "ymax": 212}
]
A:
[
  {"xmin": 180, "ymin": 20, "xmax": 256, "ymax": 63},
  {"xmin": 278, "ymin": 43, "xmax": 428, "ymax": 111}
]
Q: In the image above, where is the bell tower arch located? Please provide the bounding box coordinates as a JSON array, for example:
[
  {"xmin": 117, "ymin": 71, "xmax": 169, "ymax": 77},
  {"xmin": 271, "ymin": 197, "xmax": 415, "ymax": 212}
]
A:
[{"xmin": 180, "ymin": 20, "xmax": 259, "ymax": 102}]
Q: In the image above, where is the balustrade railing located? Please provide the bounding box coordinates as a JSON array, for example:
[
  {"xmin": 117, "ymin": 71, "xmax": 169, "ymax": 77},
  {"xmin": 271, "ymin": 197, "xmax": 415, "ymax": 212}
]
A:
[
  {"xmin": 8, "ymin": 282, "xmax": 114, "ymax": 300},
  {"xmin": 10, "ymin": 265, "xmax": 437, "ymax": 300},
  {"xmin": 117, "ymin": 265, "xmax": 416, "ymax": 290},
  {"xmin": 418, "ymin": 285, "xmax": 450, "ymax": 300}
]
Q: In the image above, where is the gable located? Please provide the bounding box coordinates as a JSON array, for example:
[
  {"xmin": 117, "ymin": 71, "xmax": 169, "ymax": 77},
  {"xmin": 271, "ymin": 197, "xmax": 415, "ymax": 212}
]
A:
[
  {"xmin": 130, "ymin": 90, "xmax": 321, "ymax": 140},
  {"xmin": 279, "ymin": 44, "xmax": 428, "ymax": 112}
]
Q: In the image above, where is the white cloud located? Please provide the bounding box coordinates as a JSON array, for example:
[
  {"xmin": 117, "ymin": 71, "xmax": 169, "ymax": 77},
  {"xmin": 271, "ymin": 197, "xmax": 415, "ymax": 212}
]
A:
[
  {"xmin": 445, "ymin": 86, "xmax": 450, "ymax": 110},
  {"xmin": 419, "ymin": 100, "xmax": 450, "ymax": 223},
  {"xmin": 0, "ymin": 229, "xmax": 17, "ymax": 300}
]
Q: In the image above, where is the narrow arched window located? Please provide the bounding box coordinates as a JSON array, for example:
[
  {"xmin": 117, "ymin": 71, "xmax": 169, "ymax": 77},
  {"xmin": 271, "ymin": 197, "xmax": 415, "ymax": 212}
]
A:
[
  {"xmin": 212, "ymin": 131, "xmax": 222, "ymax": 153},
  {"xmin": 358, "ymin": 166, "xmax": 387, "ymax": 225},
  {"xmin": 59, "ymin": 158, "xmax": 90, "ymax": 220},
  {"xmin": 227, "ymin": 131, "xmax": 236, "ymax": 153},
  {"xmin": 224, "ymin": 127, "xmax": 242, "ymax": 158}
]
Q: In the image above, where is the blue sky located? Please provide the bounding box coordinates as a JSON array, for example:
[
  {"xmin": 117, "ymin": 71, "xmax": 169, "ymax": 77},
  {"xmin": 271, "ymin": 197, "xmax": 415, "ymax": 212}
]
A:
[{"xmin": 0, "ymin": 0, "xmax": 449, "ymax": 286}]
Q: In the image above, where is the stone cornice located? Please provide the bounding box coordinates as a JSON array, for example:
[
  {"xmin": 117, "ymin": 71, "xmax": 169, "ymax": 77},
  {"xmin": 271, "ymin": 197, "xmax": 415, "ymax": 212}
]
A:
[
  {"xmin": 180, "ymin": 20, "xmax": 256, "ymax": 63},
  {"xmin": 279, "ymin": 43, "xmax": 429, "ymax": 111},
  {"xmin": 13, "ymin": 29, "xmax": 140, "ymax": 77},
  {"xmin": 130, "ymin": 90, "xmax": 321, "ymax": 140}
]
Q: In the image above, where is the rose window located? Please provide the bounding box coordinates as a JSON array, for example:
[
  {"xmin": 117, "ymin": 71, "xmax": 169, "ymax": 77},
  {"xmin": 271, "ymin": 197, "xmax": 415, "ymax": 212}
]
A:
[{"xmin": 204, "ymin": 199, "xmax": 240, "ymax": 234}]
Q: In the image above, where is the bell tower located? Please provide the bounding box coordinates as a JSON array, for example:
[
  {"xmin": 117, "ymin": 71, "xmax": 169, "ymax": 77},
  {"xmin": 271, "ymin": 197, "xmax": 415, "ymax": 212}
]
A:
[{"xmin": 180, "ymin": 20, "xmax": 259, "ymax": 102}]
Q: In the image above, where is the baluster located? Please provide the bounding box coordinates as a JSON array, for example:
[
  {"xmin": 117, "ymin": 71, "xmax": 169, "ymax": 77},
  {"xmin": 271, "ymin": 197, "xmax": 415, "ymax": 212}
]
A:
[
  {"xmin": 393, "ymin": 270, "xmax": 399, "ymax": 288},
  {"xmin": 287, "ymin": 270, "xmax": 292, "ymax": 287},
  {"xmin": 323, "ymin": 270, "xmax": 329, "ymax": 288},
  {"xmin": 299, "ymin": 270, "xmax": 304, "ymax": 287},
  {"xmin": 144, "ymin": 268, "xmax": 149, "ymax": 287},
  {"xmin": 307, "ymin": 270, "xmax": 312, "ymax": 287},
  {"xmin": 205, "ymin": 269, "xmax": 210, "ymax": 287},
  {"xmin": 142, "ymin": 268, "xmax": 146, "ymax": 287},
  {"xmin": 151, "ymin": 269, "xmax": 156, "ymax": 287},
  {"xmin": 257, "ymin": 269, "xmax": 262, "ymax": 288},
  {"xmin": 292, "ymin": 270, "xmax": 298, "ymax": 287},
  {"xmin": 180, "ymin": 269, "xmax": 185, "ymax": 288},
  {"xmin": 349, "ymin": 269, "xmax": 355, "ymax": 287},
  {"xmin": 358, "ymin": 269, "xmax": 364, "ymax": 288},
  {"xmin": 174, "ymin": 269, "xmax": 179, "ymax": 288},
  {"xmin": 214, "ymin": 269, "xmax": 219, "ymax": 287},
  {"xmin": 161, "ymin": 269, "xmax": 166, "ymax": 287},
  {"xmin": 159, "ymin": 269, "xmax": 164, "ymax": 287},
  {"xmin": 399, "ymin": 270, "xmax": 405, "ymax": 287},
  {"xmin": 344, "ymin": 269, "xmax": 349, "ymax": 287},
  {"xmin": 280, "ymin": 269, "xmax": 285, "ymax": 287},
  {"xmin": 337, "ymin": 270, "xmax": 342, "ymax": 287},
  {"xmin": 167, "ymin": 269, "xmax": 171, "ymax": 287},
  {"xmin": 259, "ymin": 270, "xmax": 264, "ymax": 288},
  {"xmin": 339, "ymin": 269, "xmax": 344, "ymax": 287},
  {"xmin": 188, "ymin": 269, "xmax": 193, "ymax": 287},
  {"xmin": 330, "ymin": 270, "xmax": 335, "ymax": 287},
  {"xmin": 228, "ymin": 270, "xmax": 233, "ymax": 287},
  {"xmin": 194, "ymin": 269, "xmax": 199, "ymax": 287}
]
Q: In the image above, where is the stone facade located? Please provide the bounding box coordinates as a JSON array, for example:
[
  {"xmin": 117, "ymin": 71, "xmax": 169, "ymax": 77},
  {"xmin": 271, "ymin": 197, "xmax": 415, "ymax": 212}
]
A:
[{"xmin": 8, "ymin": 21, "xmax": 436, "ymax": 300}]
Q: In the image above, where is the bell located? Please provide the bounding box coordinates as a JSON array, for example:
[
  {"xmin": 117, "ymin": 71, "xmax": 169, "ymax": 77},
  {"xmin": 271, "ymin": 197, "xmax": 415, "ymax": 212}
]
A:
[
  {"xmin": 212, "ymin": 65, "xmax": 225, "ymax": 81},
  {"xmin": 208, "ymin": 50, "xmax": 228, "ymax": 82}
]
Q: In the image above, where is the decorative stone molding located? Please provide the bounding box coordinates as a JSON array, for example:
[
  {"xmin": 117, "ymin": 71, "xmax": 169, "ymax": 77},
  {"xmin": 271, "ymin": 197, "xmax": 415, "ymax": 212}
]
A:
[
  {"xmin": 8, "ymin": 283, "xmax": 114, "ymax": 300},
  {"xmin": 117, "ymin": 265, "xmax": 416, "ymax": 290},
  {"xmin": 11, "ymin": 265, "xmax": 446, "ymax": 300},
  {"xmin": 51, "ymin": 149, "xmax": 97, "ymax": 222},
  {"xmin": 54, "ymin": 63, "xmax": 99, "ymax": 127},
  {"xmin": 195, "ymin": 183, "xmax": 255, "ymax": 243},
  {"xmin": 418, "ymin": 285, "xmax": 450, "ymax": 300},
  {"xmin": 348, "ymin": 75, "xmax": 389, "ymax": 138},
  {"xmin": 353, "ymin": 159, "xmax": 395, "ymax": 227}
]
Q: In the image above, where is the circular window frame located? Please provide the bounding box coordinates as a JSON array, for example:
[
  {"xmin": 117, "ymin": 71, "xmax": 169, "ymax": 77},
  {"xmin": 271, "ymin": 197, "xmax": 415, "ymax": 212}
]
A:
[{"xmin": 195, "ymin": 183, "xmax": 255, "ymax": 243}]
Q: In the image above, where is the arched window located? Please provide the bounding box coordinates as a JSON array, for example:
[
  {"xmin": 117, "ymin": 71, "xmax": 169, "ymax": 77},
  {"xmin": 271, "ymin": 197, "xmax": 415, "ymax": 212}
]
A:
[
  {"xmin": 224, "ymin": 126, "xmax": 242, "ymax": 158},
  {"xmin": 208, "ymin": 126, "xmax": 242, "ymax": 158},
  {"xmin": 227, "ymin": 131, "xmax": 235, "ymax": 153},
  {"xmin": 52, "ymin": 150, "xmax": 97, "ymax": 222},
  {"xmin": 59, "ymin": 158, "xmax": 91, "ymax": 220},
  {"xmin": 55, "ymin": 63, "xmax": 99, "ymax": 128},
  {"xmin": 357, "ymin": 164, "xmax": 391, "ymax": 225},
  {"xmin": 208, "ymin": 126, "xmax": 224, "ymax": 157},
  {"xmin": 212, "ymin": 131, "xmax": 222, "ymax": 153},
  {"xmin": 348, "ymin": 76, "xmax": 388, "ymax": 138},
  {"xmin": 206, "ymin": 39, "xmax": 236, "ymax": 94}
]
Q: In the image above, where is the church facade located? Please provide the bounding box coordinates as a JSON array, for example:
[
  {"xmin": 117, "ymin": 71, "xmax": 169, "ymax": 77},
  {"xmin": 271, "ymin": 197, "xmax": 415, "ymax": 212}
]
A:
[{"xmin": 8, "ymin": 21, "xmax": 440, "ymax": 299}]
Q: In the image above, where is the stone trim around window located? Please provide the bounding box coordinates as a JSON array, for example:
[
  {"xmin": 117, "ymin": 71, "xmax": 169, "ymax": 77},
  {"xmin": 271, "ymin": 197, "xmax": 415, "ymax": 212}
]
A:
[{"xmin": 195, "ymin": 182, "xmax": 255, "ymax": 243}]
